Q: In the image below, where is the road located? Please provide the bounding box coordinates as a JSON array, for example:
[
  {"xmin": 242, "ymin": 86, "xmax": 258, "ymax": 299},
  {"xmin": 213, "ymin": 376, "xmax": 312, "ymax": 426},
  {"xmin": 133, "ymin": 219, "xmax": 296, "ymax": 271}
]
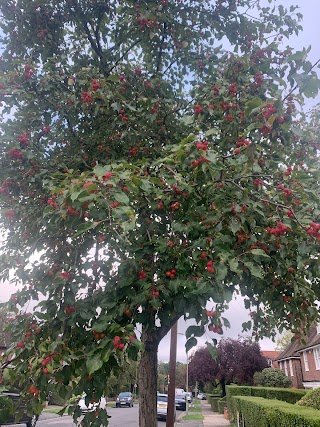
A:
[{"xmin": 9, "ymin": 406, "xmax": 172, "ymax": 427}]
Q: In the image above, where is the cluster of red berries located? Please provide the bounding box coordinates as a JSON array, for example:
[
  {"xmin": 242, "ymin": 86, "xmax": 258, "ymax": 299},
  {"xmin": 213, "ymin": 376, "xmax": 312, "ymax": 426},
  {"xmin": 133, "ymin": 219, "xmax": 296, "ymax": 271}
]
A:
[
  {"xmin": 118, "ymin": 109, "xmax": 128, "ymax": 122},
  {"xmin": 261, "ymin": 103, "xmax": 277, "ymax": 120},
  {"xmin": 235, "ymin": 138, "xmax": 250, "ymax": 148},
  {"xmin": 266, "ymin": 221, "xmax": 290, "ymax": 236},
  {"xmin": 59, "ymin": 271, "xmax": 72, "ymax": 279},
  {"xmin": 284, "ymin": 166, "xmax": 293, "ymax": 176},
  {"xmin": 91, "ymin": 79, "xmax": 100, "ymax": 91},
  {"xmin": 206, "ymin": 260, "xmax": 215, "ymax": 273},
  {"xmin": 67, "ymin": 206, "xmax": 78, "ymax": 216},
  {"xmin": 307, "ymin": 222, "xmax": 320, "ymax": 240},
  {"xmin": 24, "ymin": 64, "xmax": 32, "ymax": 79},
  {"xmin": 19, "ymin": 133, "xmax": 29, "ymax": 147},
  {"xmin": 194, "ymin": 104, "xmax": 203, "ymax": 115},
  {"xmin": 65, "ymin": 305, "xmax": 76, "ymax": 315},
  {"xmin": 138, "ymin": 270, "xmax": 147, "ymax": 279},
  {"xmin": 42, "ymin": 126, "xmax": 51, "ymax": 134},
  {"xmin": 6, "ymin": 148, "xmax": 24, "ymax": 160},
  {"xmin": 276, "ymin": 184, "xmax": 292, "ymax": 198},
  {"xmin": 171, "ymin": 202, "xmax": 180, "ymax": 210},
  {"xmin": 113, "ymin": 336, "xmax": 125, "ymax": 350},
  {"xmin": 102, "ymin": 172, "xmax": 112, "ymax": 182},
  {"xmin": 206, "ymin": 310, "xmax": 216, "ymax": 318},
  {"xmin": 166, "ymin": 269, "xmax": 176, "ymax": 279},
  {"xmin": 190, "ymin": 156, "xmax": 209, "ymax": 167},
  {"xmin": 0, "ymin": 179, "xmax": 10, "ymax": 195},
  {"xmin": 5, "ymin": 210, "xmax": 15, "ymax": 221},
  {"xmin": 196, "ymin": 141, "xmax": 208, "ymax": 150},
  {"xmin": 136, "ymin": 16, "xmax": 159, "ymax": 31},
  {"xmin": 81, "ymin": 91, "xmax": 92, "ymax": 103},
  {"xmin": 93, "ymin": 330, "xmax": 105, "ymax": 341},
  {"xmin": 29, "ymin": 385, "xmax": 39, "ymax": 396},
  {"xmin": 229, "ymin": 83, "xmax": 237, "ymax": 96}
]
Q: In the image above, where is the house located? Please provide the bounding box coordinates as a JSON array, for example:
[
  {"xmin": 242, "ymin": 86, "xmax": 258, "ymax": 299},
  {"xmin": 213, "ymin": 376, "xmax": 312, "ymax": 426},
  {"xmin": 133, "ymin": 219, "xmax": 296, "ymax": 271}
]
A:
[
  {"xmin": 276, "ymin": 325, "xmax": 320, "ymax": 389},
  {"xmin": 261, "ymin": 351, "xmax": 280, "ymax": 368}
]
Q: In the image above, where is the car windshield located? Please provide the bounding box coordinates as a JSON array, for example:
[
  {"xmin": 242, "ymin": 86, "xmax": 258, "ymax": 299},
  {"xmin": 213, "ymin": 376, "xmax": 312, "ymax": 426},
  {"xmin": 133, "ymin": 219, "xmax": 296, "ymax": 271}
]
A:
[
  {"xmin": 118, "ymin": 392, "xmax": 131, "ymax": 397},
  {"xmin": 157, "ymin": 396, "xmax": 168, "ymax": 402}
]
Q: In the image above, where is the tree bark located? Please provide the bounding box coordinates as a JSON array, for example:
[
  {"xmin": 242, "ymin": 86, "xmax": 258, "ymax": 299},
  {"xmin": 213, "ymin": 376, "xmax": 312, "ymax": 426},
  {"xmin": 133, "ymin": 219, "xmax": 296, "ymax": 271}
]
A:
[{"xmin": 138, "ymin": 327, "xmax": 159, "ymax": 427}]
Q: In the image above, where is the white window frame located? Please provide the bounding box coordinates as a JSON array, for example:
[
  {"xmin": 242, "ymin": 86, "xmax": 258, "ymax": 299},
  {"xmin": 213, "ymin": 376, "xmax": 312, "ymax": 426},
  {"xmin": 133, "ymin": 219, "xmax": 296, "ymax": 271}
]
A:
[
  {"xmin": 303, "ymin": 351, "xmax": 309, "ymax": 371},
  {"xmin": 289, "ymin": 359, "xmax": 293, "ymax": 376},
  {"xmin": 284, "ymin": 361, "xmax": 288, "ymax": 376},
  {"xmin": 314, "ymin": 347, "xmax": 320, "ymax": 370}
]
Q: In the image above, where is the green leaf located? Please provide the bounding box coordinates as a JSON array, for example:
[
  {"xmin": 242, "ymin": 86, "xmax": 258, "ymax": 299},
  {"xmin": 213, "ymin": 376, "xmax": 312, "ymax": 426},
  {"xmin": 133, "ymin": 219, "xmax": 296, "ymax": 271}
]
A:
[
  {"xmin": 245, "ymin": 97, "xmax": 264, "ymax": 115},
  {"xmin": 186, "ymin": 325, "xmax": 204, "ymax": 338},
  {"xmin": 206, "ymin": 342, "xmax": 218, "ymax": 360},
  {"xmin": 229, "ymin": 258, "xmax": 239, "ymax": 273},
  {"xmin": 185, "ymin": 337, "xmax": 198, "ymax": 353},
  {"xmin": 114, "ymin": 192, "xmax": 130, "ymax": 204},
  {"xmin": 243, "ymin": 262, "xmax": 264, "ymax": 278},
  {"xmin": 73, "ymin": 221, "xmax": 99, "ymax": 237},
  {"xmin": 205, "ymin": 128, "xmax": 219, "ymax": 136},
  {"xmin": 250, "ymin": 249, "xmax": 270, "ymax": 258},
  {"xmin": 86, "ymin": 354, "xmax": 103, "ymax": 375},
  {"xmin": 221, "ymin": 317, "xmax": 231, "ymax": 328},
  {"xmin": 181, "ymin": 115, "xmax": 194, "ymax": 125}
]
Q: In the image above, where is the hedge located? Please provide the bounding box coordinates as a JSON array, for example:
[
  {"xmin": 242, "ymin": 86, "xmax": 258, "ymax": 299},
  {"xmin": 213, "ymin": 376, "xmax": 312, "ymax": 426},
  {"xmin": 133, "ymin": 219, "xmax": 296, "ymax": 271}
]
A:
[
  {"xmin": 233, "ymin": 396, "xmax": 320, "ymax": 427},
  {"xmin": 226, "ymin": 385, "xmax": 307, "ymax": 421},
  {"xmin": 211, "ymin": 397, "xmax": 221, "ymax": 412},
  {"xmin": 218, "ymin": 397, "xmax": 227, "ymax": 414}
]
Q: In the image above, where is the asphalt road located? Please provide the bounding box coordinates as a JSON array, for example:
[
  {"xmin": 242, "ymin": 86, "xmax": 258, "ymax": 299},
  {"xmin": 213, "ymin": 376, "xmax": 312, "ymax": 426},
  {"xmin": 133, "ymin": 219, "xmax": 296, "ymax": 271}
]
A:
[{"xmin": 9, "ymin": 405, "xmax": 172, "ymax": 427}]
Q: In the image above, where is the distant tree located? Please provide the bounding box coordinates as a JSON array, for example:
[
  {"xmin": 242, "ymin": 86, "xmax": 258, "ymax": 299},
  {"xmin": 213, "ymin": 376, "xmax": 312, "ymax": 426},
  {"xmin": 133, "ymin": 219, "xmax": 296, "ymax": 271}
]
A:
[
  {"xmin": 175, "ymin": 362, "xmax": 187, "ymax": 390},
  {"xmin": 189, "ymin": 338, "xmax": 269, "ymax": 396},
  {"xmin": 276, "ymin": 331, "xmax": 294, "ymax": 352},
  {"xmin": 157, "ymin": 361, "xmax": 187, "ymax": 391},
  {"xmin": 253, "ymin": 367, "xmax": 291, "ymax": 388},
  {"xmin": 0, "ymin": 308, "xmax": 14, "ymax": 348}
]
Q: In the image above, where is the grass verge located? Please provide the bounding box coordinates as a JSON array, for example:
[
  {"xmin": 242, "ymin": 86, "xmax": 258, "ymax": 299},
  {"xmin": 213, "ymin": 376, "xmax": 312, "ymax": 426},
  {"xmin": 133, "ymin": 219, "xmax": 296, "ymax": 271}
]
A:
[
  {"xmin": 183, "ymin": 414, "xmax": 204, "ymax": 420},
  {"xmin": 189, "ymin": 405, "xmax": 202, "ymax": 412}
]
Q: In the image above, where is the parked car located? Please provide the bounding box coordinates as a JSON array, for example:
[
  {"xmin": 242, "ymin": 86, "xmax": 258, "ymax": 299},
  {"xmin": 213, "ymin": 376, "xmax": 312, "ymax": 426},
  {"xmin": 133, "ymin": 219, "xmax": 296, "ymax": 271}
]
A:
[
  {"xmin": 157, "ymin": 393, "xmax": 168, "ymax": 420},
  {"xmin": 175, "ymin": 394, "xmax": 186, "ymax": 411},
  {"xmin": 115, "ymin": 392, "xmax": 134, "ymax": 407},
  {"xmin": 78, "ymin": 395, "xmax": 107, "ymax": 412},
  {"xmin": 197, "ymin": 392, "xmax": 206, "ymax": 400},
  {"xmin": 0, "ymin": 365, "xmax": 39, "ymax": 427}
]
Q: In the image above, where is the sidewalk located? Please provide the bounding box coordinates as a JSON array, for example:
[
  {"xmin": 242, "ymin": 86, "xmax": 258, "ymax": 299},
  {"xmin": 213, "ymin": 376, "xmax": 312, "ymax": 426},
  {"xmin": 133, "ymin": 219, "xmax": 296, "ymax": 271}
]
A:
[{"xmin": 176, "ymin": 400, "xmax": 230, "ymax": 427}]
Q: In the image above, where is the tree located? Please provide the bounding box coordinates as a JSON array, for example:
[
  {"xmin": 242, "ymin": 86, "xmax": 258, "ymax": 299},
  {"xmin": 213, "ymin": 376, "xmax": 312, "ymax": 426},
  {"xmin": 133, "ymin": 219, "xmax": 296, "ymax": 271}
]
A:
[
  {"xmin": 0, "ymin": 0, "xmax": 320, "ymax": 426},
  {"xmin": 275, "ymin": 330, "xmax": 294, "ymax": 352},
  {"xmin": 253, "ymin": 367, "xmax": 291, "ymax": 388},
  {"xmin": 188, "ymin": 338, "xmax": 269, "ymax": 395}
]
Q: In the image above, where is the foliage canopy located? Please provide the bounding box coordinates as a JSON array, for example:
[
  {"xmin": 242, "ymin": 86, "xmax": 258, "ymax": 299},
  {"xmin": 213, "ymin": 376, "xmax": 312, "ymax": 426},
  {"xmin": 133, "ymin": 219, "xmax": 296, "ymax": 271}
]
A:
[{"xmin": 0, "ymin": 0, "xmax": 320, "ymax": 426}]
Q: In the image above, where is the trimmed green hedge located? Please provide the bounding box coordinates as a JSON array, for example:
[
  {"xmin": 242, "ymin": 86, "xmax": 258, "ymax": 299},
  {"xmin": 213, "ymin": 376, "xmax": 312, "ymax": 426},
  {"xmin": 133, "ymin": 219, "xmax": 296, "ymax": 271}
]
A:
[
  {"xmin": 226, "ymin": 385, "xmax": 307, "ymax": 421},
  {"xmin": 211, "ymin": 397, "xmax": 221, "ymax": 412},
  {"xmin": 233, "ymin": 396, "xmax": 320, "ymax": 427},
  {"xmin": 218, "ymin": 397, "xmax": 227, "ymax": 414}
]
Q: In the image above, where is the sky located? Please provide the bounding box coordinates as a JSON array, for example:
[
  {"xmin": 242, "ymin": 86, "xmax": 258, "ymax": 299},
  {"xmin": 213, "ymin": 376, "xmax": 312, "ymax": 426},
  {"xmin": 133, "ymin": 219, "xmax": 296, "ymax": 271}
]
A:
[{"xmin": 1, "ymin": 0, "xmax": 320, "ymax": 363}]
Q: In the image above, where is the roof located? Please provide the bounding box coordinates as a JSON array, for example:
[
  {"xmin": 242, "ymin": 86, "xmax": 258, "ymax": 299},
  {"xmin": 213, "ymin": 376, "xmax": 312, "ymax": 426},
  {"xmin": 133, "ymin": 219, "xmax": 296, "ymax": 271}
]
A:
[
  {"xmin": 276, "ymin": 325, "xmax": 320, "ymax": 361},
  {"xmin": 261, "ymin": 351, "xmax": 280, "ymax": 360}
]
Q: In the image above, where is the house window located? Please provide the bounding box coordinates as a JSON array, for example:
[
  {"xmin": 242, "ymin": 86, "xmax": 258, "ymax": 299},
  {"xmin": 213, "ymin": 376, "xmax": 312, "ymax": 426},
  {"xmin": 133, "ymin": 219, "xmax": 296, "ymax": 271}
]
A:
[
  {"xmin": 314, "ymin": 347, "xmax": 320, "ymax": 370},
  {"xmin": 303, "ymin": 351, "xmax": 309, "ymax": 371},
  {"xmin": 316, "ymin": 324, "xmax": 320, "ymax": 334},
  {"xmin": 284, "ymin": 361, "xmax": 288, "ymax": 376},
  {"xmin": 289, "ymin": 360, "xmax": 293, "ymax": 377}
]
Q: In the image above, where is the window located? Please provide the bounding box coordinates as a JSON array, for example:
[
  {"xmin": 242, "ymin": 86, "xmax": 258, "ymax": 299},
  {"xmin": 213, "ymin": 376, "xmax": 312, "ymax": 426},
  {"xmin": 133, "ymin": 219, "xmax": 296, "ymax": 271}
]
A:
[
  {"xmin": 289, "ymin": 359, "xmax": 293, "ymax": 376},
  {"xmin": 284, "ymin": 361, "xmax": 288, "ymax": 376},
  {"xmin": 314, "ymin": 347, "xmax": 320, "ymax": 370},
  {"xmin": 303, "ymin": 351, "xmax": 309, "ymax": 371},
  {"xmin": 316, "ymin": 324, "xmax": 320, "ymax": 334}
]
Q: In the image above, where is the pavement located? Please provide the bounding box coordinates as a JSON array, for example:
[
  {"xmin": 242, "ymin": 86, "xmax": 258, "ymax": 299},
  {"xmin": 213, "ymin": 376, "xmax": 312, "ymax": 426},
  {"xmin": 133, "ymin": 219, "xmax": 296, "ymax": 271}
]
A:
[{"xmin": 176, "ymin": 400, "xmax": 230, "ymax": 427}]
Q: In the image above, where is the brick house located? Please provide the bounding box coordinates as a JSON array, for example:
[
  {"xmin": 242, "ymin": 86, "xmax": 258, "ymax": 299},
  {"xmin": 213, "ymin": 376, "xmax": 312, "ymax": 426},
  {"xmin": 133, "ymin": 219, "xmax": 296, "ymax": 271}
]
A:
[
  {"xmin": 261, "ymin": 351, "xmax": 280, "ymax": 368},
  {"xmin": 276, "ymin": 325, "xmax": 320, "ymax": 389}
]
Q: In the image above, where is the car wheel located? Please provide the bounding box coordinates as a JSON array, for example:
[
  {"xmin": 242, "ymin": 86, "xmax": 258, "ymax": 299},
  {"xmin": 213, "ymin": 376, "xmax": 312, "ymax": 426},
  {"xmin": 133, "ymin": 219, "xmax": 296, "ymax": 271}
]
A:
[{"xmin": 26, "ymin": 414, "xmax": 38, "ymax": 427}]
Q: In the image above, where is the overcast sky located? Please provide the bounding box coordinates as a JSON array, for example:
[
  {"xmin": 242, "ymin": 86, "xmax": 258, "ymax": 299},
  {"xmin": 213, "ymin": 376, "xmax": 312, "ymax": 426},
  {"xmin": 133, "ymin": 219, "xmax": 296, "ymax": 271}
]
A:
[{"xmin": 1, "ymin": 1, "xmax": 319, "ymax": 362}]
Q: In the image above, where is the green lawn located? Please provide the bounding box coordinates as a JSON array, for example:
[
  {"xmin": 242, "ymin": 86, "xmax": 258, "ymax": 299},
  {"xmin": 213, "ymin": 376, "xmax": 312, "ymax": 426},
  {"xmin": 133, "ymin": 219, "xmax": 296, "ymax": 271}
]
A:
[
  {"xmin": 189, "ymin": 405, "xmax": 202, "ymax": 412},
  {"xmin": 183, "ymin": 414, "xmax": 204, "ymax": 420},
  {"xmin": 43, "ymin": 408, "xmax": 66, "ymax": 415}
]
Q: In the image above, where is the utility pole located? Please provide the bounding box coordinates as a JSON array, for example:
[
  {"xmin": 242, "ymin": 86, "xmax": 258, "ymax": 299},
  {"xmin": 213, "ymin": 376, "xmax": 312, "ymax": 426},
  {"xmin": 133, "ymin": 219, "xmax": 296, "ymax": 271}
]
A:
[
  {"xmin": 166, "ymin": 321, "xmax": 177, "ymax": 427},
  {"xmin": 186, "ymin": 351, "xmax": 189, "ymax": 416}
]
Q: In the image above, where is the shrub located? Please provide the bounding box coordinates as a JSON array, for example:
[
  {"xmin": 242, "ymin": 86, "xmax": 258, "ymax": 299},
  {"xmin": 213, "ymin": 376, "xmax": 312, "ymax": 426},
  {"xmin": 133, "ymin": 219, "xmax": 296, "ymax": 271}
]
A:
[
  {"xmin": 233, "ymin": 396, "xmax": 320, "ymax": 427},
  {"xmin": 254, "ymin": 368, "xmax": 292, "ymax": 388},
  {"xmin": 218, "ymin": 397, "xmax": 227, "ymax": 414},
  {"xmin": 297, "ymin": 388, "xmax": 320, "ymax": 410}
]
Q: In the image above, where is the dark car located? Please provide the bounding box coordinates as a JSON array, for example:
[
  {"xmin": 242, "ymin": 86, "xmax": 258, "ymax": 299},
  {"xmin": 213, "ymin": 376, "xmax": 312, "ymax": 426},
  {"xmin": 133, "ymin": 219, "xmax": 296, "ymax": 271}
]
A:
[
  {"xmin": 175, "ymin": 394, "xmax": 186, "ymax": 411},
  {"xmin": 115, "ymin": 392, "xmax": 134, "ymax": 407},
  {"xmin": 0, "ymin": 366, "xmax": 38, "ymax": 427},
  {"xmin": 0, "ymin": 393, "xmax": 38, "ymax": 427}
]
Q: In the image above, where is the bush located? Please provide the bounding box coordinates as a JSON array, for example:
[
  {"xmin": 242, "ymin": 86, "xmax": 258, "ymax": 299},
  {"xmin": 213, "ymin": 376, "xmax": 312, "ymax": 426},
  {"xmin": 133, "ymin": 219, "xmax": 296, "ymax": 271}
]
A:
[
  {"xmin": 226, "ymin": 385, "xmax": 307, "ymax": 421},
  {"xmin": 297, "ymin": 388, "xmax": 320, "ymax": 410},
  {"xmin": 233, "ymin": 396, "xmax": 320, "ymax": 427},
  {"xmin": 218, "ymin": 397, "xmax": 227, "ymax": 414},
  {"xmin": 254, "ymin": 368, "xmax": 292, "ymax": 388}
]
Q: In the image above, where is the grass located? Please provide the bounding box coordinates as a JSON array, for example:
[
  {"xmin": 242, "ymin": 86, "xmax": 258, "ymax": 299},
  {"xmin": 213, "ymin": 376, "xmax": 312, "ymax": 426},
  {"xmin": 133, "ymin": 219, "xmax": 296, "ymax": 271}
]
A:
[
  {"xmin": 183, "ymin": 414, "xmax": 204, "ymax": 420},
  {"xmin": 43, "ymin": 408, "xmax": 66, "ymax": 415},
  {"xmin": 188, "ymin": 405, "xmax": 202, "ymax": 412}
]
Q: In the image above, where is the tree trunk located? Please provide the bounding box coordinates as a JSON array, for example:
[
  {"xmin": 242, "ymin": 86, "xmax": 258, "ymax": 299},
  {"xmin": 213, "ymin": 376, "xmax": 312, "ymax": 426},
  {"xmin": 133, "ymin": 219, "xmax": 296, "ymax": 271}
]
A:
[
  {"xmin": 138, "ymin": 327, "xmax": 159, "ymax": 427},
  {"xmin": 221, "ymin": 378, "xmax": 226, "ymax": 397}
]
